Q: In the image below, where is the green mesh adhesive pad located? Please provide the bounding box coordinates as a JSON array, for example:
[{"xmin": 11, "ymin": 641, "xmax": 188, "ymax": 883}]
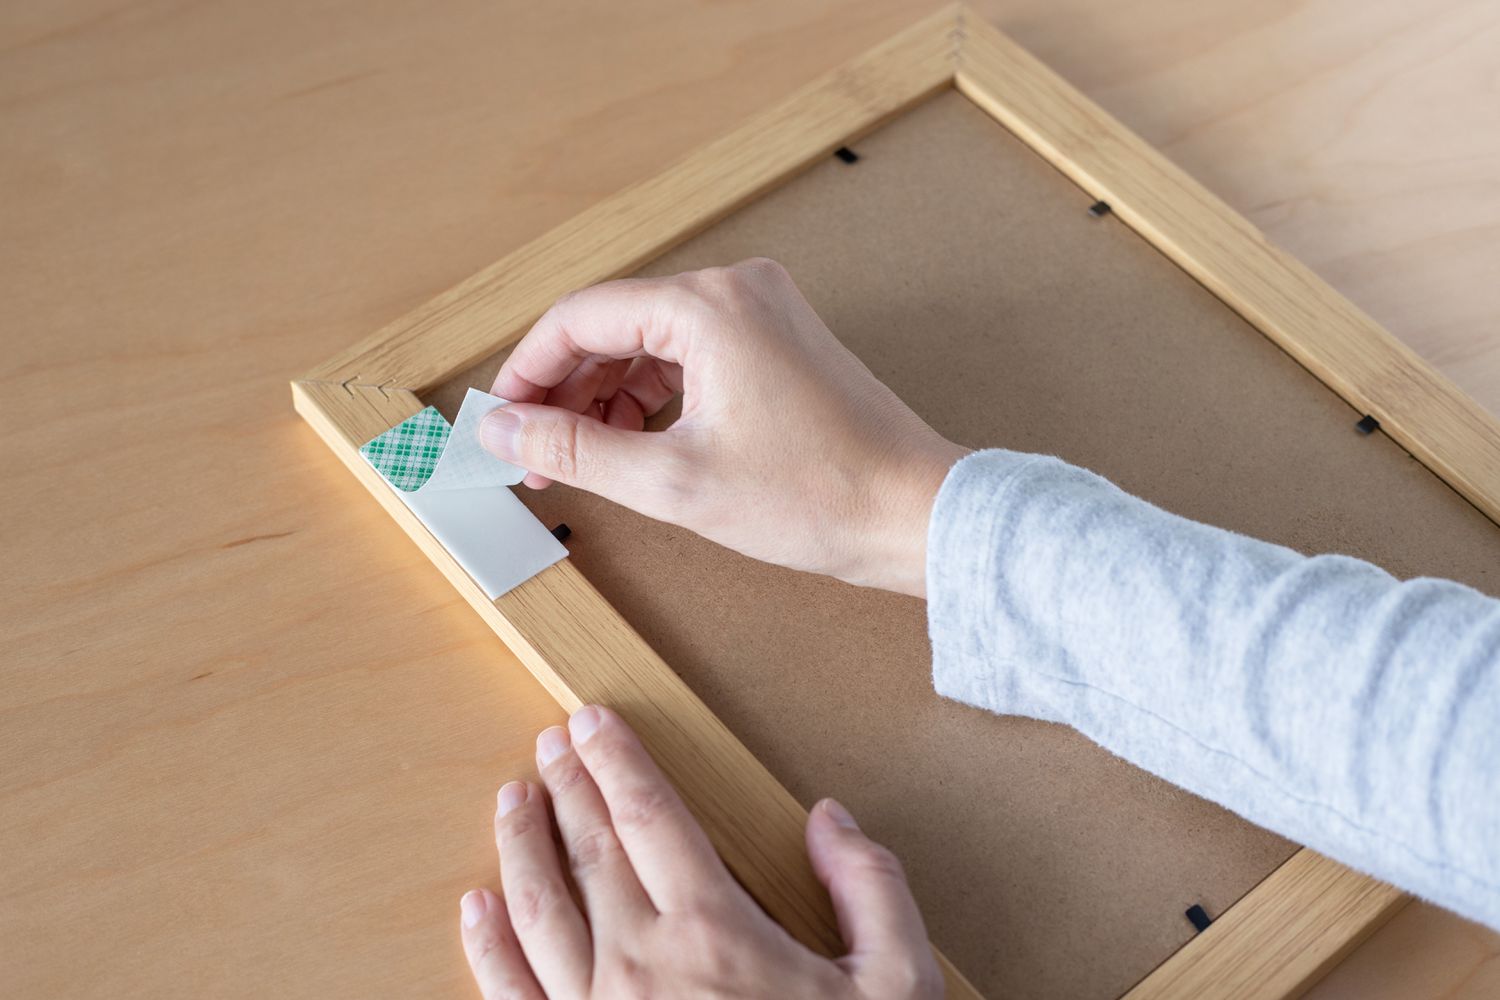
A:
[{"xmin": 359, "ymin": 406, "xmax": 451, "ymax": 492}]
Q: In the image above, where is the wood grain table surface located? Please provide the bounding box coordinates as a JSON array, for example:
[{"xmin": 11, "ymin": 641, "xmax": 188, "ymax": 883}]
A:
[{"xmin": 3, "ymin": 1, "xmax": 1496, "ymax": 996}]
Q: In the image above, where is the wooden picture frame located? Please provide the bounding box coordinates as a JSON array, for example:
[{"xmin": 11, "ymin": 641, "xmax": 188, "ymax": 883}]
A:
[{"xmin": 291, "ymin": 7, "xmax": 1500, "ymax": 996}]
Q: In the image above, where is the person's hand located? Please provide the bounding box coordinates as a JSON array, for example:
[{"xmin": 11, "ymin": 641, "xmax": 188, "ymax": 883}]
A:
[
  {"xmin": 480, "ymin": 258, "xmax": 967, "ymax": 596},
  {"xmin": 459, "ymin": 705, "xmax": 941, "ymax": 999}
]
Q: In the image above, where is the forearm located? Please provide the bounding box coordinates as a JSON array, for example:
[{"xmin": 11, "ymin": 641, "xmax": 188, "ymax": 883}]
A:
[{"xmin": 927, "ymin": 450, "xmax": 1500, "ymax": 928}]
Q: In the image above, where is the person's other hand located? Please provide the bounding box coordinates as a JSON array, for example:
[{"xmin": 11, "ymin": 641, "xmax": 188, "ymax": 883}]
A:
[
  {"xmin": 480, "ymin": 258, "xmax": 967, "ymax": 596},
  {"xmin": 459, "ymin": 705, "xmax": 941, "ymax": 999}
]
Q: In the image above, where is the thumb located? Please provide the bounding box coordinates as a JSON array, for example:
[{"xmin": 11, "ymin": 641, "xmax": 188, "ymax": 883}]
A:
[
  {"xmin": 806, "ymin": 799, "xmax": 940, "ymax": 994},
  {"xmin": 478, "ymin": 402, "xmax": 666, "ymax": 506}
]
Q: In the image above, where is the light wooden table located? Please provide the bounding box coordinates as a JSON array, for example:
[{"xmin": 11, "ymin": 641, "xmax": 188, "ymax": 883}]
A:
[{"xmin": 3, "ymin": 1, "xmax": 1496, "ymax": 997}]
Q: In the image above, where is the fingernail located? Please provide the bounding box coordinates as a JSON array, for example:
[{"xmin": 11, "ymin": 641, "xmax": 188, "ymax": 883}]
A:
[
  {"xmin": 536, "ymin": 726, "xmax": 570, "ymax": 767},
  {"xmin": 822, "ymin": 798, "xmax": 860, "ymax": 830},
  {"xmin": 569, "ymin": 705, "xmax": 602, "ymax": 744},
  {"xmin": 460, "ymin": 889, "xmax": 489, "ymax": 929},
  {"xmin": 479, "ymin": 408, "xmax": 521, "ymax": 461},
  {"xmin": 497, "ymin": 781, "xmax": 527, "ymax": 816}
]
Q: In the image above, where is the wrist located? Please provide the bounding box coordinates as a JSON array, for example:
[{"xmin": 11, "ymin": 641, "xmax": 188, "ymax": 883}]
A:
[{"xmin": 852, "ymin": 437, "xmax": 968, "ymax": 597}]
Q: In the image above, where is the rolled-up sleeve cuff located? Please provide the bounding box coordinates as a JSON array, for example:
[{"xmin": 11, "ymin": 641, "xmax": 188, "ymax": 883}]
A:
[{"xmin": 926, "ymin": 449, "xmax": 1064, "ymax": 722}]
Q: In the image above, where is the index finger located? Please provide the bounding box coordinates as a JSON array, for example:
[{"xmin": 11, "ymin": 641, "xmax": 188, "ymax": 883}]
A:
[
  {"xmin": 565, "ymin": 705, "xmax": 733, "ymax": 912},
  {"xmin": 494, "ymin": 275, "xmax": 699, "ymax": 403}
]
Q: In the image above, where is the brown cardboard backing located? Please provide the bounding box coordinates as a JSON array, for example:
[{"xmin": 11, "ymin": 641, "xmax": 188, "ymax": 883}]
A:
[{"xmin": 430, "ymin": 91, "xmax": 1500, "ymax": 999}]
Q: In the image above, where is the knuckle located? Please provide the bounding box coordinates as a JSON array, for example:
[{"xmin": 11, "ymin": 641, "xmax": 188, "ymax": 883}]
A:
[
  {"xmin": 899, "ymin": 952, "xmax": 944, "ymax": 999},
  {"xmin": 605, "ymin": 951, "xmax": 653, "ymax": 999},
  {"xmin": 734, "ymin": 255, "xmax": 789, "ymax": 283},
  {"xmin": 669, "ymin": 911, "xmax": 740, "ymax": 980},
  {"xmin": 526, "ymin": 418, "xmax": 584, "ymax": 481},
  {"xmin": 687, "ymin": 263, "xmax": 749, "ymax": 305},
  {"xmin": 470, "ymin": 936, "xmax": 503, "ymax": 966},
  {"xmin": 547, "ymin": 759, "xmax": 589, "ymax": 796},
  {"xmin": 567, "ymin": 827, "xmax": 622, "ymax": 878},
  {"xmin": 659, "ymin": 277, "xmax": 721, "ymax": 325},
  {"xmin": 708, "ymin": 266, "xmax": 752, "ymax": 304},
  {"xmin": 694, "ymin": 263, "xmax": 738, "ymax": 290},
  {"xmin": 580, "ymin": 725, "xmax": 633, "ymax": 774},
  {"xmin": 498, "ymin": 810, "xmax": 542, "ymax": 843},
  {"xmin": 506, "ymin": 879, "xmax": 565, "ymax": 933},
  {"xmin": 722, "ymin": 257, "xmax": 789, "ymax": 303},
  {"xmin": 663, "ymin": 917, "xmax": 732, "ymax": 983},
  {"xmin": 850, "ymin": 840, "xmax": 908, "ymax": 883},
  {"xmin": 611, "ymin": 784, "xmax": 678, "ymax": 835},
  {"xmin": 471, "ymin": 941, "xmax": 513, "ymax": 977}
]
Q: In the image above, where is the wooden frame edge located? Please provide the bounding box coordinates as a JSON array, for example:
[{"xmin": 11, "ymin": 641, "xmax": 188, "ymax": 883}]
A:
[
  {"xmin": 1122, "ymin": 851, "xmax": 1405, "ymax": 1000},
  {"xmin": 289, "ymin": 6, "xmax": 1499, "ymax": 997}
]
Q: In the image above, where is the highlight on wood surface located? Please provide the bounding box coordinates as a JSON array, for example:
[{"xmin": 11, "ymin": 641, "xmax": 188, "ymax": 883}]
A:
[{"xmin": 294, "ymin": 5, "xmax": 1500, "ymax": 997}]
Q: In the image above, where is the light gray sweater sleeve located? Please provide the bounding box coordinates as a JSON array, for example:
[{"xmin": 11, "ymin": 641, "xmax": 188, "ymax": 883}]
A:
[{"xmin": 926, "ymin": 449, "xmax": 1500, "ymax": 930}]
